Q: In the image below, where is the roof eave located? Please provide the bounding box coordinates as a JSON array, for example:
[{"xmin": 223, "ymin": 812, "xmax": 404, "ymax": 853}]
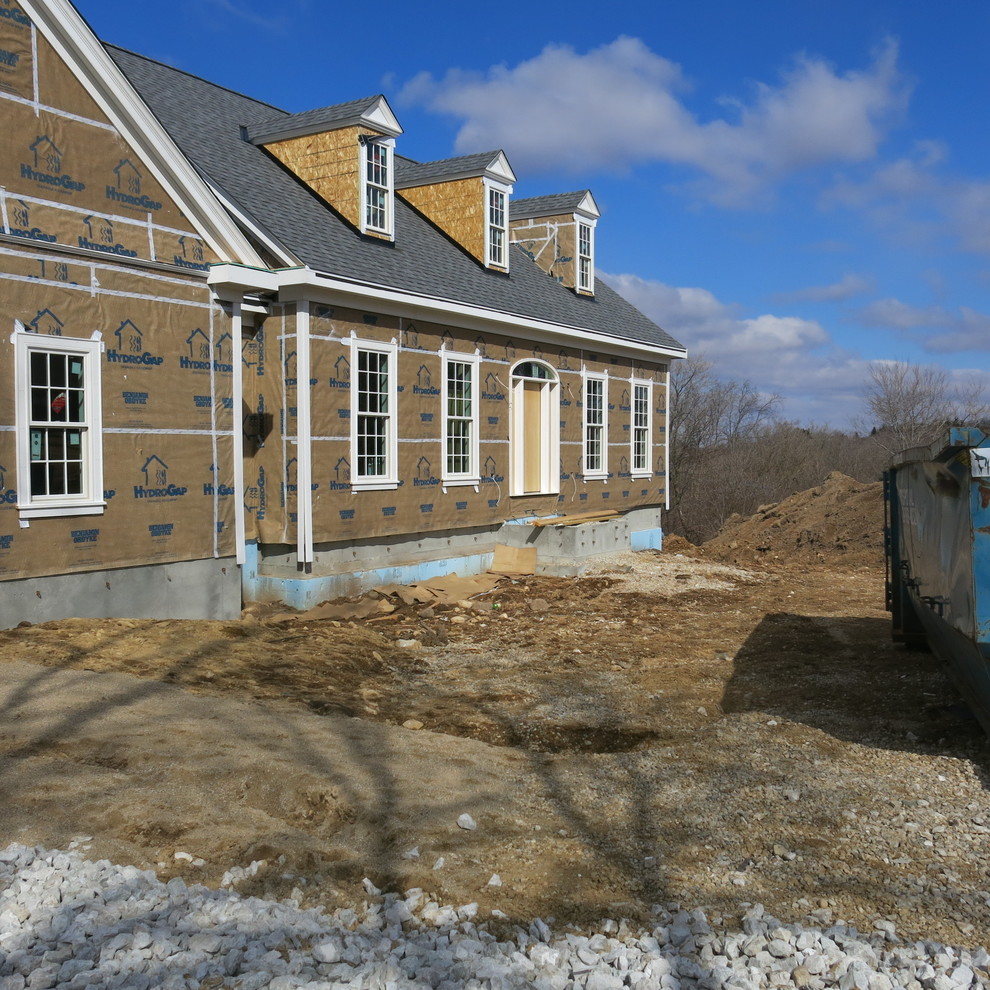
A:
[{"xmin": 208, "ymin": 262, "xmax": 687, "ymax": 362}]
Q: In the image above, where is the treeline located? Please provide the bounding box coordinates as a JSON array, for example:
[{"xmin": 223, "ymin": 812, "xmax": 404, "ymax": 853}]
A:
[{"xmin": 666, "ymin": 356, "xmax": 989, "ymax": 546}]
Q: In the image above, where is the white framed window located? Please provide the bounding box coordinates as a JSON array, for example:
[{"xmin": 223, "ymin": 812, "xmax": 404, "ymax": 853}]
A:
[
  {"xmin": 510, "ymin": 359, "xmax": 560, "ymax": 496},
  {"xmin": 361, "ymin": 137, "xmax": 394, "ymax": 237},
  {"xmin": 485, "ymin": 180, "xmax": 509, "ymax": 269},
  {"xmin": 631, "ymin": 380, "xmax": 653, "ymax": 477},
  {"xmin": 577, "ymin": 221, "xmax": 595, "ymax": 292},
  {"xmin": 13, "ymin": 327, "xmax": 105, "ymax": 518},
  {"xmin": 582, "ymin": 371, "xmax": 608, "ymax": 479},
  {"xmin": 442, "ymin": 350, "xmax": 480, "ymax": 485},
  {"xmin": 350, "ymin": 338, "xmax": 398, "ymax": 490}
]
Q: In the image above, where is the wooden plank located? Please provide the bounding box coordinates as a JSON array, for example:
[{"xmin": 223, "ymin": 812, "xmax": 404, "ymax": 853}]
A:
[
  {"xmin": 489, "ymin": 544, "xmax": 537, "ymax": 576},
  {"xmin": 531, "ymin": 509, "xmax": 619, "ymax": 528}
]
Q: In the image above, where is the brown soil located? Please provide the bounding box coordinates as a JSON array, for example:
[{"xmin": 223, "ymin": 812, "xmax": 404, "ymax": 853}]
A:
[
  {"xmin": 703, "ymin": 471, "xmax": 884, "ymax": 569},
  {"xmin": 0, "ymin": 477, "xmax": 987, "ymax": 946}
]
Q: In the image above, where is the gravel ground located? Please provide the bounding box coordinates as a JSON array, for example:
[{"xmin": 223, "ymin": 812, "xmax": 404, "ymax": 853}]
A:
[{"xmin": 1, "ymin": 841, "xmax": 987, "ymax": 990}]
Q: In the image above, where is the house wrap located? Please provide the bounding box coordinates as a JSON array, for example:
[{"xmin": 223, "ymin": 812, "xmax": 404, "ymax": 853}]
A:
[{"xmin": 0, "ymin": 0, "xmax": 686, "ymax": 626}]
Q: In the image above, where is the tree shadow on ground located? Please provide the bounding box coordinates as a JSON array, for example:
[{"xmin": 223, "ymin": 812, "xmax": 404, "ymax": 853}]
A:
[{"xmin": 720, "ymin": 611, "xmax": 989, "ymax": 778}]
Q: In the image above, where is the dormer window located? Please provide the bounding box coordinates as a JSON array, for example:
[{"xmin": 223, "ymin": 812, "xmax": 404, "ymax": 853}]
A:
[
  {"xmin": 485, "ymin": 180, "xmax": 509, "ymax": 269},
  {"xmin": 578, "ymin": 221, "xmax": 594, "ymax": 292},
  {"xmin": 361, "ymin": 137, "xmax": 394, "ymax": 237}
]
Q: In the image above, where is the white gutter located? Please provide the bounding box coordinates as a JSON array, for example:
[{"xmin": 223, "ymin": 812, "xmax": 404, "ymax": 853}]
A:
[
  {"xmin": 208, "ymin": 264, "xmax": 688, "ymax": 363},
  {"xmin": 231, "ymin": 300, "xmax": 247, "ymax": 564},
  {"xmin": 295, "ymin": 300, "xmax": 314, "ymax": 564}
]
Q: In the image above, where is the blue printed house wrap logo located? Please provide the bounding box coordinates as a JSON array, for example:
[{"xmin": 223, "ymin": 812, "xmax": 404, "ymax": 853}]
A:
[
  {"xmin": 174, "ymin": 235, "xmax": 208, "ymax": 272},
  {"xmin": 39, "ymin": 260, "xmax": 71, "ymax": 283},
  {"xmin": 330, "ymin": 458, "xmax": 351, "ymax": 491},
  {"xmin": 134, "ymin": 455, "xmax": 188, "ymax": 500},
  {"xmin": 29, "ymin": 308, "xmax": 63, "ymax": 336},
  {"xmin": 402, "ymin": 324, "xmax": 419, "ymax": 349},
  {"xmin": 284, "ymin": 351, "xmax": 318, "ymax": 388},
  {"xmin": 107, "ymin": 159, "xmax": 162, "ymax": 211},
  {"xmin": 282, "ymin": 457, "xmax": 319, "ymax": 494},
  {"xmin": 203, "ymin": 463, "xmax": 234, "ymax": 497},
  {"xmin": 474, "ymin": 335, "xmax": 487, "ymax": 357},
  {"xmin": 179, "ymin": 328, "xmax": 232, "ymax": 373},
  {"xmin": 22, "ymin": 136, "xmax": 85, "ymax": 192},
  {"xmin": 5, "ymin": 200, "xmax": 55, "ymax": 243},
  {"xmin": 617, "ymin": 455, "xmax": 631, "ymax": 479},
  {"xmin": 328, "ymin": 354, "xmax": 349, "ymax": 389},
  {"xmin": 241, "ymin": 335, "xmax": 263, "ymax": 376},
  {"xmin": 482, "ymin": 373, "xmax": 504, "ymax": 401},
  {"xmin": 0, "ymin": 463, "xmax": 16, "ymax": 505},
  {"xmin": 481, "ymin": 455, "xmax": 504, "ymax": 484},
  {"xmin": 414, "ymin": 456, "xmax": 440, "ymax": 487},
  {"xmin": 0, "ymin": 2, "xmax": 30, "ymax": 27},
  {"xmin": 504, "ymin": 341, "xmax": 516, "ymax": 362},
  {"xmin": 79, "ymin": 215, "xmax": 137, "ymax": 257},
  {"xmin": 414, "ymin": 365, "xmax": 438, "ymax": 395},
  {"xmin": 106, "ymin": 320, "xmax": 163, "ymax": 366}
]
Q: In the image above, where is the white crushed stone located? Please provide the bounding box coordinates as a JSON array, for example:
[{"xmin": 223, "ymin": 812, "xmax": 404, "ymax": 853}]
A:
[{"xmin": 0, "ymin": 843, "xmax": 987, "ymax": 990}]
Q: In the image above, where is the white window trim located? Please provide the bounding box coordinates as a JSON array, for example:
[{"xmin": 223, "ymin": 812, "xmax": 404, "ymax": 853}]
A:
[
  {"xmin": 441, "ymin": 350, "xmax": 481, "ymax": 486},
  {"xmin": 349, "ymin": 337, "xmax": 399, "ymax": 491},
  {"xmin": 483, "ymin": 177, "xmax": 511, "ymax": 270},
  {"xmin": 13, "ymin": 326, "xmax": 106, "ymax": 518},
  {"xmin": 577, "ymin": 217, "xmax": 596, "ymax": 293},
  {"xmin": 509, "ymin": 359, "xmax": 560, "ymax": 497},
  {"xmin": 582, "ymin": 369, "xmax": 608, "ymax": 480},
  {"xmin": 359, "ymin": 136, "xmax": 395, "ymax": 238},
  {"xmin": 630, "ymin": 378, "xmax": 653, "ymax": 479}
]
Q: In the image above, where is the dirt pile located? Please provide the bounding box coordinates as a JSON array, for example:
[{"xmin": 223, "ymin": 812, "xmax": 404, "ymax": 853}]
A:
[{"xmin": 703, "ymin": 471, "xmax": 884, "ymax": 568}]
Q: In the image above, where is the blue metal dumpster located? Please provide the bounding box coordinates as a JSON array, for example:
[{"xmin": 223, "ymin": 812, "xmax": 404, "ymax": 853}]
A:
[{"xmin": 884, "ymin": 427, "xmax": 990, "ymax": 734}]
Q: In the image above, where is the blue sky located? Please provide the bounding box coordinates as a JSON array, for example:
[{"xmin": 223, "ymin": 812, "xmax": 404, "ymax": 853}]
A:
[{"xmin": 75, "ymin": 0, "xmax": 990, "ymax": 427}]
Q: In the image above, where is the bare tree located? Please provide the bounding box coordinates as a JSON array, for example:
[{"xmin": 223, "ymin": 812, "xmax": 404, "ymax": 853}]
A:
[
  {"xmin": 667, "ymin": 355, "xmax": 781, "ymax": 542},
  {"xmin": 863, "ymin": 361, "xmax": 990, "ymax": 454}
]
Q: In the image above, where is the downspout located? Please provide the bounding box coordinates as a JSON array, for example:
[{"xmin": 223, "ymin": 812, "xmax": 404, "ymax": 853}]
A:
[
  {"xmin": 231, "ymin": 299, "xmax": 246, "ymax": 564},
  {"xmin": 664, "ymin": 370, "xmax": 671, "ymax": 511},
  {"xmin": 296, "ymin": 299, "xmax": 314, "ymax": 564}
]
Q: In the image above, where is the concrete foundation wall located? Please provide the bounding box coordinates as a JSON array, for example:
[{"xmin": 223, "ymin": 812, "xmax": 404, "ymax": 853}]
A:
[
  {"xmin": 0, "ymin": 557, "xmax": 241, "ymax": 629},
  {"xmin": 243, "ymin": 505, "xmax": 664, "ymax": 607}
]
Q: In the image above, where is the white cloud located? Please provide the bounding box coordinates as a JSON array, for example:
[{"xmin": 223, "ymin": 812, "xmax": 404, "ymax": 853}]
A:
[
  {"xmin": 823, "ymin": 142, "xmax": 990, "ymax": 256},
  {"xmin": 401, "ymin": 39, "xmax": 907, "ymax": 205},
  {"xmin": 602, "ymin": 271, "xmax": 867, "ymax": 424},
  {"xmin": 854, "ymin": 297, "xmax": 990, "ymax": 353},
  {"xmin": 775, "ymin": 273, "xmax": 874, "ymax": 303}
]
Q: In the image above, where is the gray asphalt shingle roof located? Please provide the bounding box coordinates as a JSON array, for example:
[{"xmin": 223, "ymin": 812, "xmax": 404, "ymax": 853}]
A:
[
  {"xmin": 511, "ymin": 192, "xmax": 594, "ymax": 220},
  {"xmin": 394, "ymin": 152, "xmax": 505, "ymax": 189},
  {"xmin": 106, "ymin": 45, "xmax": 684, "ymax": 355},
  {"xmin": 245, "ymin": 95, "xmax": 386, "ymax": 144}
]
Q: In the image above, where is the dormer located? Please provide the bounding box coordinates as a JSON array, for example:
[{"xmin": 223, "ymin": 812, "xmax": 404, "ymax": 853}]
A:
[
  {"xmin": 395, "ymin": 151, "xmax": 516, "ymax": 271},
  {"xmin": 247, "ymin": 95, "xmax": 402, "ymax": 240},
  {"xmin": 509, "ymin": 191, "xmax": 601, "ymax": 295}
]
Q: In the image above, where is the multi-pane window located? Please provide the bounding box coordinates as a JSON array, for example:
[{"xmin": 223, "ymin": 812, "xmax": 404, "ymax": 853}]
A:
[
  {"xmin": 14, "ymin": 330, "xmax": 104, "ymax": 516},
  {"xmin": 583, "ymin": 375, "xmax": 606, "ymax": 476},
  {"xmin": 631, "ymin": 382, "xmax": 652, "ymax": 474},
  {"xmin": 443, "ymin": 354, "xmax": 479, "ymax": 482},
  {"xmin": 29, "ymin": 350, "xmax": 86, "ymax": 497},
  {"xmin": 488, "ymin": 187, "xmax": 506, "ymax": 267},
  {"xmin": 364, "ymin": 141, "xmax": 390, "ymax": 234},
  {"xmin": 355, "ymin": 347, "xmax": 393, "ymax": 481},
  {"xmin": 578, "ymin": 222, "xmax": 593, "ymax": 291}
]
